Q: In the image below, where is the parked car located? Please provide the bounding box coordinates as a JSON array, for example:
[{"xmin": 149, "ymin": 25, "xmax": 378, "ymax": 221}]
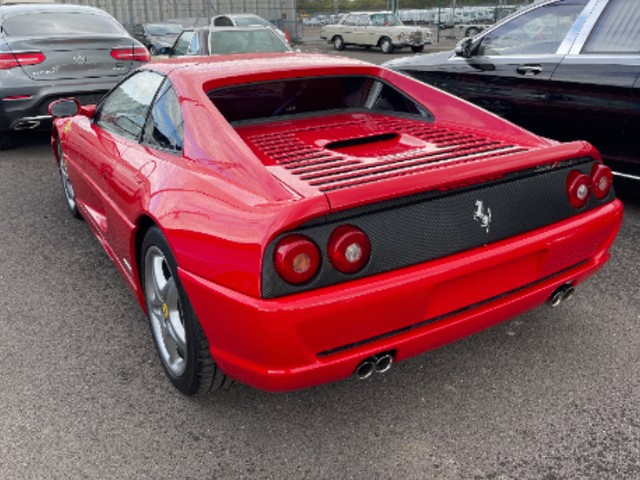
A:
[
  {"xmin": 210, "ymin": 13, "xmax": 286, "ymax": 41},
  {"xmin": 0, "ymin": 3, "xmax": 149, "ymax": 150},
  {"xmin": 167, "ymin": 26, "xmax": 293, "ymax": 56},
  {"xmin": 384, "ymin": 0, "xmax": 640, "ymax": 183},
  {"xmin": 320, "ymin": 11, "xmax": 432, "ymax": 53},
  {"xmin": 130, "ymin": 22, "xmax": 183, "ymax": 55},
  {"xmin": 49, "ymin": 53, "xmax": 621, "ymax": 394},
  {"xmin": 303, "ymin": 17, "xmax": 323, "ymax": 27}
]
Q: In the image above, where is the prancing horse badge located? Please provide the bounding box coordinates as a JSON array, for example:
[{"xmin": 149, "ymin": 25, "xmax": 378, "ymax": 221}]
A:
[{"xmin": 474, "ymin": 200, "xmax": 492, "ymax": 233}]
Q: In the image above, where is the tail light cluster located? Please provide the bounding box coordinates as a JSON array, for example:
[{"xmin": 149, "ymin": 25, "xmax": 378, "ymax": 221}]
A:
[
  {"xmin": 110, "ymin": 47, "xmax": 150, "ymax": 63},
  {"xmin": 0, "ymin": 52, "xmax": 45, "ymax": 70},
  {"xmin": 566, "ymin": 163, "xmax": 612, "ymax": 209},
  {"xmin": 274, "ymin": 225, "xmax": 371, "ymax": 285}
]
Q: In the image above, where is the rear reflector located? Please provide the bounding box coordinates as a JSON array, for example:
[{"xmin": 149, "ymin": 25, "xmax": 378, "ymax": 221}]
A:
[
  {"xmin": 0, "ymin": 52, "xmax": 45, "ymax": 70},
  {"xmin": 110, "ymin": 47, "xmax": 150, "ymax": 63},
  {"xmin": 3, "ymin": 95, "xmax": 33, "ymax": 101}
]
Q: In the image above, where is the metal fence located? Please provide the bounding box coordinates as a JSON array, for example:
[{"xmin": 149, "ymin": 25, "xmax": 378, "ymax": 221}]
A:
[
  {"xmin": 55, "ymin": 0, "xmax": 537, "ymax": 42},
  {"xmin": 56, "ymin": 0, "xmax": 301, "ymax": 40}
]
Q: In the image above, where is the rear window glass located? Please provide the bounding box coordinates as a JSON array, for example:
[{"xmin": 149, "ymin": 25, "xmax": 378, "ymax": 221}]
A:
[
  {"xmin": 3, "ymin": 12, "xmax": 125, "ymax": 36},
  {"xmin": 207, "ymin": 76, "xmax": 431, "ymax": 123},
  {"xmin": 209, "ymin": 29, "xmax": 288, "ymax": 54},
  {"xmin": 233, "ymin": 17, "xmax": 271, "ymax": 27}
]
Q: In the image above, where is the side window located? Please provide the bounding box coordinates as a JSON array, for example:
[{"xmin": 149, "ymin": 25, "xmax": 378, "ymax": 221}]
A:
[
  {"xmin": 142, "ymin": 80, "xmax": 184, "ymax": 153},
  {"xmin": 171, "ymin": 30, "xmax": 194, "ymax": 56},
  {"xmin": 479, "ymin": 1, "xmax": 586, "ymax": 56},
  {"xmin": 357, "ymin": 15, "xmax": 371, "ymax": 26},
  {"xmin": 133, "ymin": 25, "xmax": 144, "ymax": 35},
  {"xmin": 344, "ymin": 15, "xmax": 357, "ymax": 26},
  {"xmin": 95, "ymin": 70, "xmax": 164, "ymax": 140},
  {"xmin": 583, "ymin": 0, "xmax": 640, "ymax": 53}
]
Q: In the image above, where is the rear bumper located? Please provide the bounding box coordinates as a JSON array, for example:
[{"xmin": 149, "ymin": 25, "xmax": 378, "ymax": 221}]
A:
[
  {"xmin": 180, "ymin": 200, "xmax": 622, "ymax": 392},
  {"xmin": 0, "ymin": 77, "xmax": 117, "ymax": 132}
]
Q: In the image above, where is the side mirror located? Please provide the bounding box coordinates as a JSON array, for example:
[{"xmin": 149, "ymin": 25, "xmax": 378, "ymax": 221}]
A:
[
  {"xmin": 49, "ymin": 98, "xmax": 80, "ymax": 118},
  {"xmin": 454, "ymin": 37, "xmax": 474, "ymax": 58}
]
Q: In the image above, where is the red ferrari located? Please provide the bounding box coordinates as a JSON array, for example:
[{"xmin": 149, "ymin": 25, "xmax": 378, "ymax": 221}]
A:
[{"xmin": 50, "ymin": 54, "xmax": 623, "ymax": 394}]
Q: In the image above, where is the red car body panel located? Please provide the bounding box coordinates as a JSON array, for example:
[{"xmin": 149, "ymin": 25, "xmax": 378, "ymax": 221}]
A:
[{"xmin": 51, "ymin": 54, "xmax": 623, "ymax": 392}]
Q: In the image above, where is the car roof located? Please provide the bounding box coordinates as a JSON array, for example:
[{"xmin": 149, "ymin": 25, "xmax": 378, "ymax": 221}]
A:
[
  {"xmin": 214, "ymin": 13, "xmax": 262, "ymax": 18},
  {"xmin": 0, "ymin": 3, "xmax": 111, "ymax": 15}
]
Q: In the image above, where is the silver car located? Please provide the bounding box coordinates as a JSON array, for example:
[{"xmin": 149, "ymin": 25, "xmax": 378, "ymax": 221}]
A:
[{"xmin": 0, "ymin": 3, "xmax": 149, "ymax": 150}]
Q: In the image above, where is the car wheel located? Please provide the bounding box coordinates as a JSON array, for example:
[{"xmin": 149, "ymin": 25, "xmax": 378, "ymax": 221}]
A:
[
  {"xmin": 465, "ymin": 27, "xmax": 481, "ymax": 37},
  {"xmin": 410, "ymin": 45, "xmax": 424, "ymax": 53},
  {"xmin": 333, "ymin": 35, "xmax": 345, "ymax": 51},
  {"xmin": 0, "ymin": 132, "xmax": 15, "ymax": 151},
  {"xmin": 380, "ymin": 37, "xmax": 394, "ymax": 54},
  {"xmin": 141, "ymin": 226, "xmax": 232, "ymax": 395},
  {"xmin": 56, "ymin": 136, "xmax": 81, "ymax": 219},
  {"xmin": 149, "ymin": 45, "xmax": 157, "ymax": 55}
]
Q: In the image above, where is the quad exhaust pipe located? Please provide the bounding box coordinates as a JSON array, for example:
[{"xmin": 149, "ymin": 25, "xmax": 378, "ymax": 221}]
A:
[
  {"xmin": 548, "ymin": 283, "xmax": 575, "ymax": 307},
  {"xmin": 355, "ymin": 352, "xmax": 394, "ymax": 379}
]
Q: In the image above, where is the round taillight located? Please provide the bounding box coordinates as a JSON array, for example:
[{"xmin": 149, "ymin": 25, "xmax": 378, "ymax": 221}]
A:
[
  {"xmin": 274, "ymin": 234, "xmax": 320, "ymax": 284},
  {"xmin": 566, "ymin": 170, "xmax": 591, "ymax": 209},
  {"xmin": 328, "ymin": 225, "xmax": 371, "ymax": 274},
  {"xmin": 591, "ymin": 163, "xmax": 613, "ymax": 199}
]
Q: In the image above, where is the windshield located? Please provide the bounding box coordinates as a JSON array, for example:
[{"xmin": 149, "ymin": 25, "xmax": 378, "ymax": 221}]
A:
[
  {"xmin": 209, "ymin": 29, "xmax": 289, "ymax": 54},
  {"xmin": 146, "ymin": 23, "xmax": 183, "ymax": 35}
]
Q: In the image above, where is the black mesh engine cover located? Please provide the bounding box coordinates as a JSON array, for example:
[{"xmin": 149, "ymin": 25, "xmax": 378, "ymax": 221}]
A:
[{"xmin": 261, "ymin": 158, "xmax": 614, "ymax": 298}]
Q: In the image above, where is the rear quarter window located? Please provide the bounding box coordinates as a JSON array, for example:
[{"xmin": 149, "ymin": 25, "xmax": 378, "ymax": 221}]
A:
[
  {"xmin": 583, "ymin": 0, "xmax": 640, "ymax": 53},
  {"xmin": 3, "ymin": 12, "xmax": 125, "ymax": 36}
]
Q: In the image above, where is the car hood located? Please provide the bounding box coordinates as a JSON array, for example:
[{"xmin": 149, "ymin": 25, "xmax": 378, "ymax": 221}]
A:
[{"xmin": 383, "ymin": 50, "xmax": 453, "ymax": 71}]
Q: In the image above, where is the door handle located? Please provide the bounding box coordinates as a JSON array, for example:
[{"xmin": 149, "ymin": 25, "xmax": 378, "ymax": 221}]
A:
[{"xmin": 516, "ymin": 65, "xmax": 542, "ymax": 76}]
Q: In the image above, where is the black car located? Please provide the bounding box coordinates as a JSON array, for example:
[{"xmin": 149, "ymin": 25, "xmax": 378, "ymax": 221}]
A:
[
  {"xmin": 385, "ymin": 0, "xmax": 640, "ymax": 183},
  {"xmin": 130, "ymin": 22, "xmax": 183, "ymax": 55},
  {"xmin": 0, "ymin": 3, "xmax": 149, "ymax": 150},
  {"xmin": 167, "ymin": 26, "xmax": 293, "ymax": 56}
]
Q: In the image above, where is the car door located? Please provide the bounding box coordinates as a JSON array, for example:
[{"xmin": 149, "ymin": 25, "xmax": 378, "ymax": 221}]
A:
[
  {"xmin": 169, "ymin": 30, "xmax": 196, "ymax": 56},
  {"xmin": 409, "ymin": 0, "xmax": 589, "ymax": 134},
  {"xmin": 90, "ymin": 71, "xmax": 165, "ymax": 252},
  {"xmin": 340, "ymin": 14, "xmax": 360, "ymax": 44},
  {"xmin": 546, "ymin": 0, "xmax": 640, "ymax": 172}
]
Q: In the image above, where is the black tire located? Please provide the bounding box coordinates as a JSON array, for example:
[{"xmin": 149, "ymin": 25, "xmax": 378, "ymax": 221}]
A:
[
  {"xmin": 380, "ymin": 37, "xmax": 394, "ymax": 54},
  {"xmin": 410, "ymin": 45, "xmax": 424, "ymax": 53},
  {"xmin": 141, "ymin": 226, "xmax": 232, "ymax": 395},
  {"xmin": 333, "ymin": 35, "xmax": 345, "ymax": 51},
  {"xmin": 0, "ymin": 132, "xmax": 15, "ymax": 151},
  {"xmin": 56, "ymin": 136, "xmax": 82, "ymax": 219},
  {"xmin": 465, "ymin": 27, "xmax": 481, "ymax": 37}
]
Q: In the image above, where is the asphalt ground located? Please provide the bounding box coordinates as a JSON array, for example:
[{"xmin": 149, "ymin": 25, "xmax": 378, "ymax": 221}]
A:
[{"xmin": 1, "ymin": 33, "xmax": 639, "ymax": 478}]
